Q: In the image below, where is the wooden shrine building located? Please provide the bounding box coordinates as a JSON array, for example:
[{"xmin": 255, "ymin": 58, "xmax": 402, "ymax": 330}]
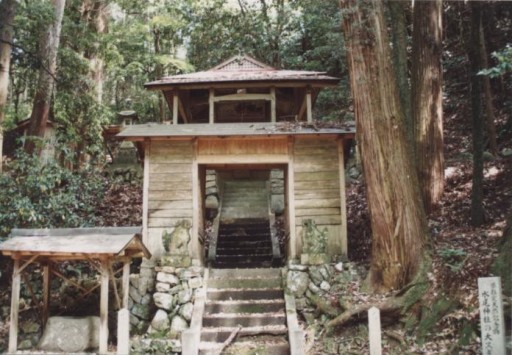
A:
[{"xmin": 118, "ymin": 55, "xmax": 355, "ymax": 266}]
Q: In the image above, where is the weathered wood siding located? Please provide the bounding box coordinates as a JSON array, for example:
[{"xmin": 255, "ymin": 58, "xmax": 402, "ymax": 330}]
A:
[
  {"xmin": 146, "ymin": 140, "xmax": 194, "ymax": 256},
  {"xmin": 293, "ymin": 137, "xmax": 345, "ymax": 255}
]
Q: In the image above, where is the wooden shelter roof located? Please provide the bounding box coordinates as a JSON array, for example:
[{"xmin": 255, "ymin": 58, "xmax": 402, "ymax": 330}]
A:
[
  {"xmin": 117, "ymin": 121, "xmax": 356, "ymax": 140},
  {"xmin": 0, "ymin": 227, "xmax": 150, "ymax": 259},
  {"xmin": 145, "ymin": 55, "xmax": 339, "ymax": 90}
]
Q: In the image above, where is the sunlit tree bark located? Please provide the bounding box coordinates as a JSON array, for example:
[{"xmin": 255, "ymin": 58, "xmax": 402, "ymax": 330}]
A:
[
  {"xmin": 340, "ymin": 0, "xmax": 430, "ymax": 292},
  {"xmin": 411, "ymin": 0, "xmax": 444, "ymax": 213},
  {"xmin": 25, "ymin": 0, "xmax": 66, "ymax": 155},
  {"xmin": 0, "ymin": 0, "xmax": 18, "ymax": 171}
]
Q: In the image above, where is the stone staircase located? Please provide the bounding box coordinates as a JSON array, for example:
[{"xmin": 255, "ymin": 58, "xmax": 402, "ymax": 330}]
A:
[
  {"xmin": 209, "ymin": 180, "xmax": 281, "ymax": 268},
  {"xmin": 198, "ymin": 268, "xmax": 290, "ymax": 355}
]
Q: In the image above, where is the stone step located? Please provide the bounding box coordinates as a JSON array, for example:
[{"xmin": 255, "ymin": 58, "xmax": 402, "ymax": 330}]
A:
[
  {"xmin": 215, "ymin": 247, "xmax": 272, "ymax": 255},
  {"xmin": 214, "ymin": 254, "xmax": 273, "ymax": 265},
  {"xmin": 207, "ymin": 276, "xmax": 282, "ymax": 289},
  {"xmin": 199, "ymin": 325, "xmax": 288, "ymax": 343},
  {"xmin": 204, "ymin": 299, "xmax": 285, "ymax": 314},
  {"xmin": 216, "ymin": 240, "xmax": 271, "ymax": 249},
  {"xmin": 209, "ymin": 268, "xmax": 282, "ymax": 279},
  {"xmin": 207, "ymin": 288, "xmax": 283, "ymax": 301},
  {"xmin": 212, "ymin": 260, "xmax": 274, "ymax": 268},
  {"xmin": 217, "ymin": 234, "xmax": 271, "ymax": 242},
  {"xmin": 199, "ymin": 337, "xmax": 290, "ymax": 355},
  {"xmin": 202, "ymin": 312, "xmax": 286, "ymax": 328}
]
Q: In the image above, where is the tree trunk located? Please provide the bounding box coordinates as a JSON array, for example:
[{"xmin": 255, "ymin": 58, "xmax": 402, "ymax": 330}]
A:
[
  {"xmin": 25, "ymin": 0, "xmax": 66, "ymax": 155},
  {"xmin": 469, "ymin": 3, "xmax": 485, "ymax": 226},
  {"xmin": 388, "ymin": 0, "xmax": 411, "ymax": 145},
  {"xmin": 411, "ymin": 0, "xmax": 444, "ymax": 213},
  {"xmin": 340, "ymin": 0, "xmax": 430, "ymax": 292},
  {"xmin": 478, "ymin": 24, "xmax": 498, "ymax": 156},
  {"xmin": 0, "ymin": 0, "xmax": 18, "ymax": 171}
]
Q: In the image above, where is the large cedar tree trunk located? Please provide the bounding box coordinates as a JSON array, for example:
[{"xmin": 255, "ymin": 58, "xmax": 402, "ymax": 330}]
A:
[
  {"xmin": 0, "ymin": 0, "xmax": 18, "ymax": 171},
  {"xmin": 25, "ymin": 0, "xmax": 66, "ymax": 155},
  {"xmin": 340, "ymin": 0, "xmax": 429, "ymax": 292},
  {"xmin": 411, "ymin": 0, "xmax": 444, "ymax": 213},
  {"xmin": 388, "ymin": 1, "xmax": 411, "ymax": 144}
]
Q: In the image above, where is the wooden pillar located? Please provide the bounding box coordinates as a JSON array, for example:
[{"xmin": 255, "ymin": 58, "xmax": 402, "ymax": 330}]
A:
[
  {"xmin": 306, "ymin": 89, "xmax": 312, "ymax": 123},
  {"xmin": 122, "ymin": 259, "xmax": 130, "ymax": 309},
  {"xmin": 287, "ymin": 138, "xmax": 297, "ymax": 259},
  {"xmin": 209, "ymin": 88, "xmax": 214, "ymax": 124},
  {"xmin": 42, "ymin": 262, "xmax": 51, "ymax": 328},
  {"xmin": 270, "ymin": 87, "xmax": 276, "ymax": 122},
  {"xmin": 337, "ymin": 138, "xmax": 348, "ymax": 255},
  {"xmin": 8, "ymin": 259, "xmax": 20, "ymax": 353},
  {"xmin": 192, "ymin": 138, "xmax": 200, "ymax": 262},
  {"xmin": 99, "ymin": 259, "xmax": 109, "ymax": 354},
  {"xmin": 142, "ymin": 140, "xmax": 150, "ymax": 247},
  {"xmin": 172, "ymin": 93, "xmax": 179, "ymax": 125}
]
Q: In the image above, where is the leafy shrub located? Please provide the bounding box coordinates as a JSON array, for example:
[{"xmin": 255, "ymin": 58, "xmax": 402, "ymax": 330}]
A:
[{"xmin": 0, "ymin": 150, "xmax": 107, "ymax": 239}]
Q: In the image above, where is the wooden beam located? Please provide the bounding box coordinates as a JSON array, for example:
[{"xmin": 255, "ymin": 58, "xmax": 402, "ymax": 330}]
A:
[
  {"xmin": 99, "ymin": 259, "xmax": 109, "ymax": 354},
  {"xmin": 209, "ymin": 88, "xmax": 214, "ymax": 124},
  {"xmin": 173, "ymin": 93, "xmax": 179, "ymax": 125},
  {"xmin": 109, "ymin": 264, "xmax": 121, "ymax": 310},
  {"xmin": 287, "ymin": 138, "xmax": 297, "ymax": 259},
  {"xmin": 178, "ymin": 97, "xmax": 189, "ymax": 123},
  {"xmin": 8, "ymin": 259, "xmax": 20, "ymax": 353},
  {"xmin": 15, "ymin": 254, "xmax": 38, "ymax": 276},
  {"xmin": 197, "ymin": 154, "xmax": 289, "ymax": 165},
  {"xmin": 212, "ymin": 93, "xmax": 273, "ymax": 102},
  {"xmin": 270, "ymin": 87, "xmax": 276, "ymax": 122},
  {"xmin": 337, "ymin": 138, "xmax": 348, "ymax": 255}
]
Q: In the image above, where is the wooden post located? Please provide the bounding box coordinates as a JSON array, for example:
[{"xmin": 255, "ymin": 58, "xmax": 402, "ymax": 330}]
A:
[
  {"xmin": 122, "ymin": 259, "xmax": 130, "ymax": 309},
  {"xmin": 8, "ymin": 258, "xmax": 20, "ymax": 353},
  {"xmin": 117, "ymin": 309, "xmax": 130, "ymax": 355},
  {"xmin": 368, "ymin": 307, "xmax": 382, "ymax": 355},
  {"xmin": 306, "ymin": 89, "xmax": 312, "ymax": 123},
  {"xmin": 337, "ymin": 138, "xmax": 348, "ymax": 255},
  {"xmin": 209, "ymin": 88, "xmax": 214, "ymax": 124},
  {"xmin": 287, "ymin": 137, "xmax": 297, "ymax": 259},
  {"xmin": 192, "ymin": 138, "xmax": 200, "ymax": 262},
  {"xmin": 142, "ymin": 140, "xmax": 150, "ymax": 247},
  {"xmin": 99, "ymin": 259, "xmax": 109, "ymax": 354},
  {"xmin": 270, "ymin": 87, "xmax": 276, "ymax": 122},
  {"xmin": 42, "ymin": 262, "xmax": 51, "ymax": 328},
  {"xmin": 172, "ymin": 93, "xmax": 179, "ymax": 125}
]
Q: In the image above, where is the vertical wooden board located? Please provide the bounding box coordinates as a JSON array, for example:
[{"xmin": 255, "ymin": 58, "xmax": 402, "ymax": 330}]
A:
[
  {"xmin": 42, "ymin": 263, "xmax": 50, "ymax": 328},
  {"xmin": 338, "ymin": 138, "xmax": 348, "ymax": 255},
  {"xmin": 122, "ymin": 261, "xmax": 130, "ymax": 308},
  {"xmin": 288, "ymin": 138, "xmax": 297, "ymax": 259},
  {"xmin": 478, "ymin": 277, "xmax": 506, "ymax": 355},
  {"xmin": 117, "ymin": 309, "xmax": 130, "ymax": 355},
  {"xmin": 191, "ymin": 139, "xmax": 201, "ymax": 263}
]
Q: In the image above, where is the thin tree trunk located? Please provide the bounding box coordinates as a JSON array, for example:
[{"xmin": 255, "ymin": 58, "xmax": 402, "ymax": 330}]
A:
[
  {"xmin": 388, "ymin": 0, "xmax": 411, "ymax": 145},
  {"xmin": 25, "ymin": 0, "xmax": 66, "ymax": 155},
  {"xmin": 478, "ymin": 24, "xmax": 498, "ymax": 156},
  {"xmin": 340, "ymin": 0, "xmax": 430, "ymax": 292},
  {"xmin": 411, "ymin": 0, "xmax": 444, "ymax": 213},
  {"xmin": 0, "ymin": 0, "xmax": 18, "ymax": 171},
  {"xmin": 469, "ymin": 3, "xmax": 485, "ymax": 226}
]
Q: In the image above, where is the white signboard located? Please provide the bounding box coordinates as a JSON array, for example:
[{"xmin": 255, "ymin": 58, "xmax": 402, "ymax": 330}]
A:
[
  {"xmin": 368, "ymin": 306, "xmax": 382, "ymax": 355},
  {"xmin": 478, "ymin": 277, "xmax": 506, "ymax": 355}
]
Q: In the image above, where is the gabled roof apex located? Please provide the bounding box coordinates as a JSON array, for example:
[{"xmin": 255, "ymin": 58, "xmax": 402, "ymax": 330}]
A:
[{"xmin": 210, "ymin": 54, "xmax": 275, "ymax": 72}]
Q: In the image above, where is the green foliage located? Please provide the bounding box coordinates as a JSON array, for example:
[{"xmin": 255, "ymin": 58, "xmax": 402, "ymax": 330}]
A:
[
  {"xmin": 437, "ymin": 248, "xmax": 467, "ymax": 272},
  {"xmin": 0, "ymin": 150, "xmax": 106, "ymax": 240},
  {"xmin": 478, "ymin": 45, "xmax": 512, "ymax": 77}
]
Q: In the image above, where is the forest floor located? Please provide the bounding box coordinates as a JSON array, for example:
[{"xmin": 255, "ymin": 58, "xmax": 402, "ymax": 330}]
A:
[{"xmin": 0, "ymin": 100, "xmax": 511, "ymax": 355}]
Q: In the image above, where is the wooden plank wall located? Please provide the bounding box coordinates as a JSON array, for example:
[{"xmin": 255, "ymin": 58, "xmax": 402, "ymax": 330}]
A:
[
  {"xmin": 146, "ymin": 140, "xmax": 194, "ymax": 257},
  {"xmin": 293, "ymin": 138, "xmax": 344, "ymax": 256}
]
